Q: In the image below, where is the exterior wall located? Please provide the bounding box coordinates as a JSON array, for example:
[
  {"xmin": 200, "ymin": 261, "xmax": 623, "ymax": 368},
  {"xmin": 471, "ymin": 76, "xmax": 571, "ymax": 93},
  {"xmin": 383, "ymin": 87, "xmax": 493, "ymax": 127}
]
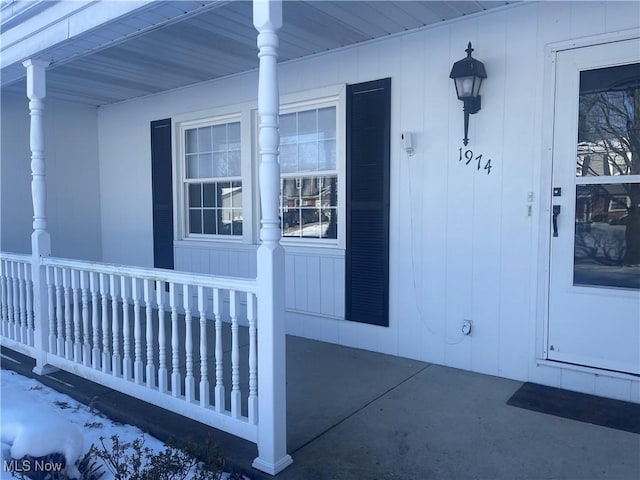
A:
[
  {"xmin": 96, "ymin": 1, "xmax": 640, "ymax": 401},
  {"xmin": 0, "ymin": 92, "xmax": 102, "ymax": 260}
]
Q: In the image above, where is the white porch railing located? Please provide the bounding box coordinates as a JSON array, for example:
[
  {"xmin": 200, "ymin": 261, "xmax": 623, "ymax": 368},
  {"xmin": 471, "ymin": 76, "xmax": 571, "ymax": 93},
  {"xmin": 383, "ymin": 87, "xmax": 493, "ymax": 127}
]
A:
[{"xmin": 1, "ymin": 252, "xmax": 259, "ymax": 443}]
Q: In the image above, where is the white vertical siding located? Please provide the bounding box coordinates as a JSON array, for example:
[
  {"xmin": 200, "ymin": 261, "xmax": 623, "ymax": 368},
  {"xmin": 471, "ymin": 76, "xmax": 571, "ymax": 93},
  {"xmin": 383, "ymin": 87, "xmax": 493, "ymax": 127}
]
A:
[
  {"xmin": 94, "ymin": 1, "xmax": 640, "ymax": 401},
  {"xmin": 1, "ymin": 93, "xmax": 102, "ymax": 261},
  {"xmin": 174, "ymin": 243, "xmax": 257, "ymax": 278},
  {"xmin": 1, "ymin": 93, "xmax": 32, "ymax": 254}
]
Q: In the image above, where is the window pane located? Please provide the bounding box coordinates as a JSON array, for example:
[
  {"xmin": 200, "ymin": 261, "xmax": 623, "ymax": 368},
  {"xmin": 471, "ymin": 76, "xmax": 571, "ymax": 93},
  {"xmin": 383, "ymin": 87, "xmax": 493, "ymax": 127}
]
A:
[
  {"xmin": 299, "ymin": 141, "xmax": 318, "ymax": 172},
  {"xmin": 280, "ymin": 144, "xmax": 298, "ymax": 173},
  {"xmin": 203, "ymin": 209, "xmax": 216, "ymax": 234},
  {"xmin": 231, "ymin": 209, "xmax": 243, "ymax": 236},
  {"xmin": 282, "ymin": 178, "xmax": 298, "ymax": 204},
  {"xmin": 213, "ymin": 152, "xmax": 228, "ymax": 177},
  {"xmin": 203, "ymin": 183, "xmax": 216, "ymax": 207},
  {"xmin": 280, "ymin": 113, "xmax": 297, "ymax": 144},
  {"xmin": 198, "ymin": 126, "xmax": 213, "ymax": 152},
  {"xmin": 320, "ymin": 175, "xmax": 338, "ymax": 206},
  {"xmin": 186, "ymin": 154, "xmax": 199, "ymax": 178},
  {"xmin": 577, "ymin": 64, "xmax": 640, "ymax": 177},
  {"xmin": 230, "ymin": 181, "xmax": 243, "ymax": 208},
  {"xmin": 321, "ymin": 208, "xmax": 338, "ymax": 239},
  {"xmin": 186, "ymin": 129, "xmax": 198, "ymax": 154},
  {"xmin": 189, "ymin": 184, "xmax": 201, "ymax": 207},
  {"xmin": 574, "ymin": 183, "xmax": 640, "ymax": 289},
  {"xmin": 218, "ymin": 182, "xmax": 231, "ymax": 209},
  {"xmin": 228, "ymin": 122, "xmax": 241, "ymax": 146},
  {"xmin": 218, "ymin": 209, "xmax": 231, "ymax": 235},
  {"xmin": 198, "ymin": 153, "xmax": 213, "ymax": 178},
  {"xmin": 189, "ymin": 209, "xmax": 202, "ymax": 234},
  {"xmin": 212, "ymin": 124, "xmax": 228, "ymax": 151},
  {"xmin": 319, "ymin": 139, "xmax": 336, "ymax": 170},
  {"xmin": 280, "ymin": 175, "xmax": 338, "ymax": 239},
  {"xmin": 300, "ymin": 177, "xmax": 318, "ymax": 200},
  {"xmin": 298, "ymin": 110, "xmax": 317, "ymax": 140},
  {"xmin": 318, "ymin": 107, "xmax": 336, "ymax": 139},
  {"xmin": 228, "ymin": 149, "xmax": 241, "ymax": 176},
  {"xmin": 184, "ymin": 118, "xmax": 243, "ymax": 238},
  {"xmin": 283, "ymin": 216, "xmax": 301, "ymax": 237}
]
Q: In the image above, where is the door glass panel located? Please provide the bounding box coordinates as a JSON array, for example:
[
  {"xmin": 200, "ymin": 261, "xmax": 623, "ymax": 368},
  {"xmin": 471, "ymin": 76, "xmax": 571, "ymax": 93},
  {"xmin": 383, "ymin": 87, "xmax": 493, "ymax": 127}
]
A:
[
  {"xmin": 574, "ymin": 63, "xmax": 640, "ymax": 289},
  {"xmin": 576, "ymin": 63, "xmax": 640, "ymax": 177},
  {"xmin": 574, "ymin": 183, "xmax": 640, "ymax": 289}
]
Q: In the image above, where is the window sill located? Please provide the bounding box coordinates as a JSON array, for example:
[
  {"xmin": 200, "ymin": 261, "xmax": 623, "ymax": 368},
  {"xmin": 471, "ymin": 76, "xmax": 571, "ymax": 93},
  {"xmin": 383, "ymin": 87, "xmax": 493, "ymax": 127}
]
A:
[
  {"xmin": 175, "ymin": 239, "xmax": 256, "ymax": 250},
  {"xmin": 283, "ymin": 243, "xmax": 345, "ymax": 256}
]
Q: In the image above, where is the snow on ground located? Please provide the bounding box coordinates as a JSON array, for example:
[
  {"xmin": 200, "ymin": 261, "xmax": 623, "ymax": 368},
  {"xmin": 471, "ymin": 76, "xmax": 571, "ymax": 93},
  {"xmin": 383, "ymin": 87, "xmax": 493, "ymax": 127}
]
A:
[{"xmin": 0, "ymin": 368, "xmax": 235, "ymax": 479}]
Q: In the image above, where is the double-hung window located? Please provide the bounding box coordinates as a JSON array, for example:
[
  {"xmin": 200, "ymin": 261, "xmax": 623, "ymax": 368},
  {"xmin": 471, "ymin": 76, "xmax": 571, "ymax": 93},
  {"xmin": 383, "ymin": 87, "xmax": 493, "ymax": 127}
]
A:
[
  {"xmin": 279, "ymin": 104, "xmax": 338, "ymax": 240},
  {"xmin": 183, "ymin": 119, "xmax": 243, "ymax": 237}
]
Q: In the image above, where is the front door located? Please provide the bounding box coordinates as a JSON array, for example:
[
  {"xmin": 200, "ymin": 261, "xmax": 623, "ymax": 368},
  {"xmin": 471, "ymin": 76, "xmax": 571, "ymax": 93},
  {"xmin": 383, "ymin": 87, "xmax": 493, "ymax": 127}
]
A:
[{"xmin": 548, "ymin": 38, "xmax": 640, "ymax": 375}]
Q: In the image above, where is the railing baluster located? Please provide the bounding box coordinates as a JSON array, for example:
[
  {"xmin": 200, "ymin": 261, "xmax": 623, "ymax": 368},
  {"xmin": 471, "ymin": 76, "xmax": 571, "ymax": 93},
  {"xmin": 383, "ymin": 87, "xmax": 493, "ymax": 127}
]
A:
[
  {"xmin": 144, "ymin": 279, "xmax": 155, "ymax": 388},
  {"xmin": 132, "ymin": 278, "xmax": 143, "ymax": 384},
  {"xmin": 248, "ymin": 292, "xmax": 258, "ymax": 424},
  {"xmin": 0, "ymin": 260, "xmax": 8, "ymax": 336},
  {"xmin": 46, "ymin": 266, "xmax": 55, "ymax": 353},
  {"xmin": 80, "ymin": 271, "xmax": 91, "ymax": 366},
  {"xmin": 170, "ymin": 283, "xmax": 181, "ymax": 397},
  {"xmin": 213, "ymin": 288, "xmax": 224, "ymax": 412},
  {"xmin": 184, "ymin": 284, "xmax": 194, "ymax": 402},
  {"xmin": 121, "ymin": 276, "xmax": 132, "ymax": 381},
  {"xmin": 5, "ymin": 262, "xmax": 13, "ymax": 339},
  {"xmin": 230, "ymin": 290, "xmax": 240, "ymax": 418},
  {"xmin": 198, "ymin": 286, "xmax": 209, "ymax": 407},
  {"xmin": 110, "ymin": 274, "xmax": 121, "ymax": 377},
  {"xmin": 72, "ymin": 270, "xmax": 82, "ymax": 362},
  {"xmin": 24, "ymin": 263, "xmax": 34, "ymax": 346},
  {"xmin": 55, "ymin": 267, "xmax": 64, "ymax": 355},
  {"xmin": 90, "ymin": 272, "xmax": 101, "ymax": 370},
  {"xmin": 100, "ymin": 273, "xmax": 110, "ymax": 372},
  {"xmin": 12, "ymin": 262, "xmax": 19, "ymax": 340},
  {"xmin": 18, "ymin": 262, "xmax": 27, "ymax": 343},
  {"xmin": 63, "ymin": 268, "xmax": 73, "ymax": 359},
  {"xmin": 157, "ymin": 281, "xmax": 168, "ymax": 393}
]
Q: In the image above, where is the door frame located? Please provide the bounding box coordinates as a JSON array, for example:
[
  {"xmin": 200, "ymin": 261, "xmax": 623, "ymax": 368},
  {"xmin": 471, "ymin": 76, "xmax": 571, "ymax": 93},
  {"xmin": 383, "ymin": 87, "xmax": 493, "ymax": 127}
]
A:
[{"xmin": 536, "ymin": 28, "xmax": 640, "ymax": 369}]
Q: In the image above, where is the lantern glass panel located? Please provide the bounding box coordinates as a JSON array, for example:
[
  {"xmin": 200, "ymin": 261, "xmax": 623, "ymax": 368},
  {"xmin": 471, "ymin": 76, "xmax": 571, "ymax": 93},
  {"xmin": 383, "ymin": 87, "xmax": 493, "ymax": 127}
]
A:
[
  {"xmin": 472, "ymin": 77, "xmax": 483, "ymax": 97},
  {"xmin": 455, "ymin": 76, "xmax": 476, "ymax": 98}
]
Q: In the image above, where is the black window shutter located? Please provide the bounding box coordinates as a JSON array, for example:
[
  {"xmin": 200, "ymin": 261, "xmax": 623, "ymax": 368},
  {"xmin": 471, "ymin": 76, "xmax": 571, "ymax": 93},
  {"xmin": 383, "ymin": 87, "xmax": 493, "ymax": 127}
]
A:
[
  {"xmin": 150, "ymin": 118, "xmax": 174, "ymax": 270},
  {"xmin": 345, "ymin": 78, "xmax": 391, "ymax": 327}
]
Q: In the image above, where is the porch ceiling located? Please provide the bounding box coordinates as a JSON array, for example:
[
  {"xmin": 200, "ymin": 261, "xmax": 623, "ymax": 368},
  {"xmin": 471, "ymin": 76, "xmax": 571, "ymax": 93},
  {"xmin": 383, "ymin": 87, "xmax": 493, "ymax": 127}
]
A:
[{"xmin": 1, "ymin": 0, "xmax": 512, "ymax": 107}]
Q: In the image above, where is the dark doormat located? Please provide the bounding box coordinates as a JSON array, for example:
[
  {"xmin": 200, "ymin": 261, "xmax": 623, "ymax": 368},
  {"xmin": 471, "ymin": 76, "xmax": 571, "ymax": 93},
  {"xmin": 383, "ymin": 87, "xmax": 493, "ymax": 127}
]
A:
[{"xmin": 507, "ymin": 382, "xmax": 640, "ymax": 434}]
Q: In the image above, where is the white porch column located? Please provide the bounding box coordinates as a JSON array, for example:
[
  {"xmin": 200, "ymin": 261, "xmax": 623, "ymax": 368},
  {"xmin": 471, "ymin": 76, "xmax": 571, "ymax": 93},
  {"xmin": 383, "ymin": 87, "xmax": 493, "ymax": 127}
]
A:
[
  {"xmin": 24, "ymin": 58, "xmax": 55, "ymax": 375},
  {"xmin": 252, "ymin": 0, "xmax": 293, "ymax": 475}
]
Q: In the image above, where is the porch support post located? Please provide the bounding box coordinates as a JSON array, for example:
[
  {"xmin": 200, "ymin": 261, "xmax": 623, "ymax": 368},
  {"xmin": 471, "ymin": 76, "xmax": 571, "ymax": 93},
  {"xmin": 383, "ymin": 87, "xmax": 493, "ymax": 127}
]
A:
[
  {"xmin": 252, "ymin": 0, "xmax": 292, "ymax": 475},
  {"xmin": 24, "ymin": 59, "xmax": 56, "ymax": 375}
]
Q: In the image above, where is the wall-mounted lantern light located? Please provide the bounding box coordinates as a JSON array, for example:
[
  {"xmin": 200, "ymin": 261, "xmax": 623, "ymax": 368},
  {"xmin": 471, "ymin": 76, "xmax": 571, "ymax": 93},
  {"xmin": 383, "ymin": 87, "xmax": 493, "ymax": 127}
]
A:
[{"xmin": 449, "ymin": 42, "xmax": 487, "ymax": 146}]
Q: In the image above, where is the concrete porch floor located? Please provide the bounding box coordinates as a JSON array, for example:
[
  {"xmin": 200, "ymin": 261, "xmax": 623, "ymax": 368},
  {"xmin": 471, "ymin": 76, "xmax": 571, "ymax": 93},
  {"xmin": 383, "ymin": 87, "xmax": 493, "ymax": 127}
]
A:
[{"xmin": 1, "ymin": 336, "xmax": 638, "ymax": 480}]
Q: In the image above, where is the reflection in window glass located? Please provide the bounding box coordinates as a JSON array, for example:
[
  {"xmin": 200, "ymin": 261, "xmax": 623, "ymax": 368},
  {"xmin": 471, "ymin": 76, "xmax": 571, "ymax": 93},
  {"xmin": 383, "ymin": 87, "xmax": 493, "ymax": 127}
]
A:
[
  {"xmin": 574, "ymin": 184, "xmax": 639, "ymax": 289},
  {"xmin": 576, "ymin": 63, "xmax": 640, "ymax": 177},
  {"xmin": 184, "ymin": 121, "xmax": 242, "ymax": 236},
  {"xmin": 188, "ymin": 182, "xmax": 243, "ymax": 236},
  {"xmin": 279, "ymin": 106, "xmax": 338, "ymax": 240},
  {"xmin": 281, "ymin": 175, "xmax": 337, "ymax": 239},
  {"xmin": 279, "ymin": 107, "xmax": 336, "ymax": 174},
  {"xmin": 574, "ymin": 64, "xmax": 640, "ymax": 289}
]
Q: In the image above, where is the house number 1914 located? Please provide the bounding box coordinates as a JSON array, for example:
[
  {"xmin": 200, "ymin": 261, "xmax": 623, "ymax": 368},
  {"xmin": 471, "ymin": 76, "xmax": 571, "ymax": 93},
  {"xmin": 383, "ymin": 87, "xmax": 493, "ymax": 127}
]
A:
[{"xmin": 458, "ymin": 148, "xmax": 492, "ymax": 175}]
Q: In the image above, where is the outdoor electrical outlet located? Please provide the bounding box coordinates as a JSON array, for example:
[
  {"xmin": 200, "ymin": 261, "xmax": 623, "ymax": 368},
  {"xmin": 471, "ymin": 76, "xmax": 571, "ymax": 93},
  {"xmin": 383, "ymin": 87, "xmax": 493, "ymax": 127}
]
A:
[{"xmin": 462, "ymin": 320, "xmax": 472, "ymax": 335}]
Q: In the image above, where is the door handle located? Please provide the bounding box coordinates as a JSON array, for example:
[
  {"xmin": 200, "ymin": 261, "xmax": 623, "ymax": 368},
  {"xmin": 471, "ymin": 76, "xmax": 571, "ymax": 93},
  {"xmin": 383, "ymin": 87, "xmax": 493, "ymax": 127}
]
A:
[{"xmin": 552, "ymin": 205, "xmax": 561, "ymax": 237}]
